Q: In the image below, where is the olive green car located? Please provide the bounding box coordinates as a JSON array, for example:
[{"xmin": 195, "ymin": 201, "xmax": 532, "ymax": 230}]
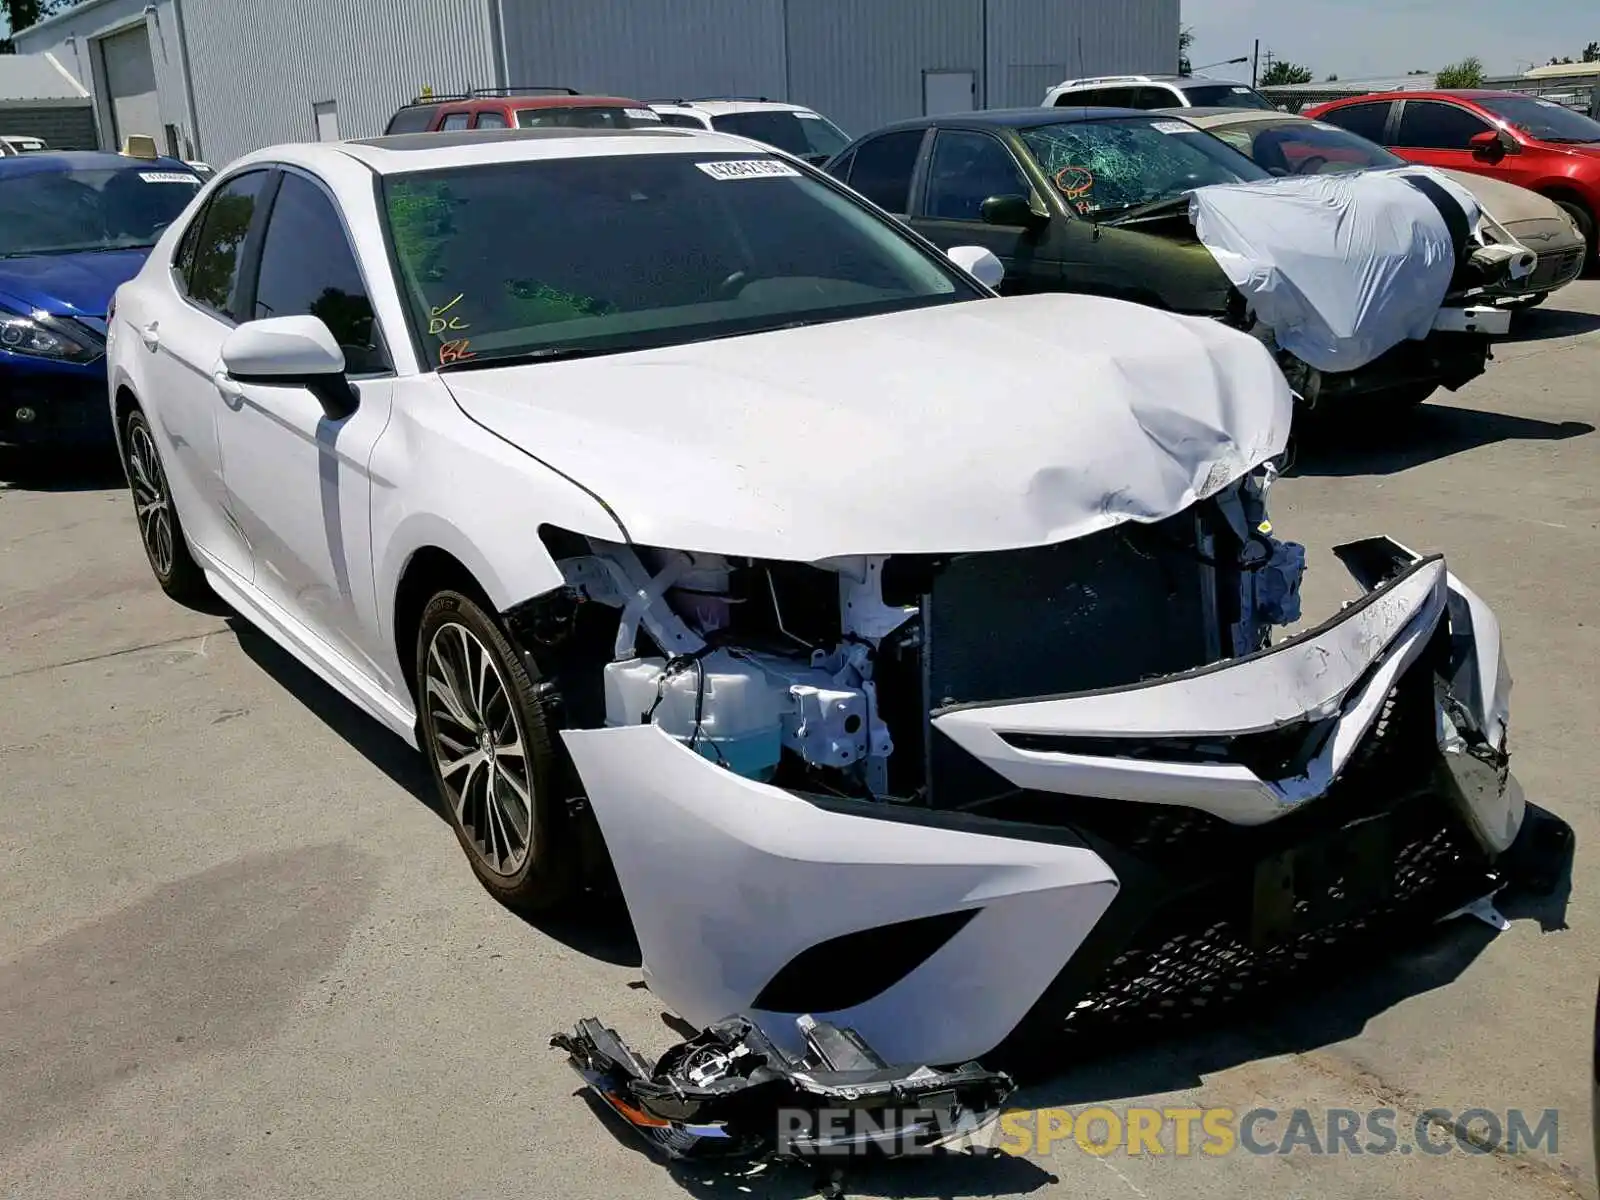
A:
[{"xmin": 824, "ymin": 107, "xmax": 1501, "ymax": 410}]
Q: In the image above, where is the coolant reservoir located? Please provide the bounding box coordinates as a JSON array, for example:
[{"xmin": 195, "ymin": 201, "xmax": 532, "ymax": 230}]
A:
[{"xmin": 603, "ymin": 651, "xmax": 784, "ymax": 781}]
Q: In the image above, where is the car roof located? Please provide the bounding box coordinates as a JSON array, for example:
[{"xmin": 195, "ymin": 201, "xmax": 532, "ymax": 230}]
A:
[
  {"xmin": 1315, "ymin": 89, "xmax": 1526, "ymax": 105},
  {"xmin": 434, "ymin": 94, "xmax": 643, "ymax": 110},
  {"xmin": 860, "ymin": 106, "xmax": 1158, "ymax": 136},
  {"xmin": 648, "ymin": 99, "xmax": 816, "ymax": 117},
  {"xmin": 0, "ymin": 149, "xmax": 196, "ymax": 175},
  {"xmin": 241, "ymin": 126, "xmax": 769, "ymax": 175}
]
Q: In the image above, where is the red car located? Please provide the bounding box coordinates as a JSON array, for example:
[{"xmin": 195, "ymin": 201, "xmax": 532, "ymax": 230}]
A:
[
  {"xmin": 1306, "ymin": 90, "xmax": 1600, "ymax": 265},
  {"xmin": 385, "ymin": 86, "xmax": 662, "ymax": 135}
]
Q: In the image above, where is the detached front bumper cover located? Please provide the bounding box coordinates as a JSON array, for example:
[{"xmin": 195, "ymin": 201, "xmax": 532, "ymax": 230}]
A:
[{"xmin": 552, "ymin": 1013, "xmax": 1014, "ymax": 1160}]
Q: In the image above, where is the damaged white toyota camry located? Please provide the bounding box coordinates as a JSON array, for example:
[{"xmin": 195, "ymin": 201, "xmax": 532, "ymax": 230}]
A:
[{"xmin": 110, "ymin": 127, "xmax": 1531, "ymax": 1085}]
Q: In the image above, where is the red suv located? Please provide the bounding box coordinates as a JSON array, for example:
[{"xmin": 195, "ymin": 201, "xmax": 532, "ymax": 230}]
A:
[
  {"xmin": 385, "ymin": 86, "xmax": 663, "ymax": 135},
  {"xmin": 1306, "ymin": 90, "xmax": 1600, "ymax": 265}
]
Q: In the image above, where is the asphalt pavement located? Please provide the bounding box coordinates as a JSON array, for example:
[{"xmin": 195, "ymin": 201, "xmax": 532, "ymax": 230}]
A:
[{"xmin": 3, "ymin": 283, "xmax": 1598, "ymax": 1200}]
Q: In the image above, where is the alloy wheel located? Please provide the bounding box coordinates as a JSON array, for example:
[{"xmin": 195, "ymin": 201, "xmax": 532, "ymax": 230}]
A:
[
  {"xmin": 423, "ymin": 620, "xmax": 534, "ymax": 876},
  {"xmin": 127, "ymin": 420, "xmax": 175, "ymax": 578}
]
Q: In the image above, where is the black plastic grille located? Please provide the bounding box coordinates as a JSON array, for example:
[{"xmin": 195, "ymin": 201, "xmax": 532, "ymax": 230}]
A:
[
  {"xmin": 1, "ymin": 376, "xmax": 113, "ymax": 445},
  {"xmin": 1528, "ymin": 246, "xmax": 1584, "ymax": 292}
]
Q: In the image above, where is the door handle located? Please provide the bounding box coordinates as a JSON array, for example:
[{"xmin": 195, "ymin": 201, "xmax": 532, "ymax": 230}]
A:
[
  {"xmin": 139, "ymin": 321, "xmax": 160, "ymax": 351},
  {"xmin": 211, "ymin": 370, "xmax": 246, "ymax": 408}
]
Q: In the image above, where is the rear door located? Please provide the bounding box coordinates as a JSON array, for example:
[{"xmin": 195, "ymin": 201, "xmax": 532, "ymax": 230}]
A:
[
  {"xmin": 1315, "ymin": 100, "xmax": 1399, "ymax": 151},
  {"xmin": 910, "ymin": 129, "xmax": 1059, "ymax": 293},
  {"xmin": 834, "ymin": 128, "xmax": 928, "ymax": 218}
]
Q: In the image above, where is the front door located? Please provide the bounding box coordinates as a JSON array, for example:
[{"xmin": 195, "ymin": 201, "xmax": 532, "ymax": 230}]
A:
[
  {"xmin": 1392, "ymin": 99, "xmax": 1520, "ymax": 186},
  {"xmin": 214, "ymin": 168, "xmax": 396, "ymax": 686},
  {"xmin": 911, "ymin": 129, "xmax": 1060, "ymax": 294}
]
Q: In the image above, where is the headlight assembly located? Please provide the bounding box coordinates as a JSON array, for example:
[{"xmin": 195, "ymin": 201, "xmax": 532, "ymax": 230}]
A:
[{"xmin": 0, "ymin": 309, "xmax": 103, "ymax": 363}]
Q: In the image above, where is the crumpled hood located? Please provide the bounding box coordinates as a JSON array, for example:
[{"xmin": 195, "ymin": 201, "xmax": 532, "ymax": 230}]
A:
[
  {"xmin": 441, "ymin": 293, "xmax": 1291, "ymax": 561},
  {"xmin": 0, "ymin": 249, "xmax": 149, "ymax": 319}
]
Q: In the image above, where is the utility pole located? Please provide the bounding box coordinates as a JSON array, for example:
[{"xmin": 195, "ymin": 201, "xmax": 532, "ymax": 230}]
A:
[
  {"xmin": 1252, "ymin": 39, "xmax": 1260, "ymax": 87},
  {"xmin": 1262, "ymin": 47, "xmax": 1277, "ymax": 84}
]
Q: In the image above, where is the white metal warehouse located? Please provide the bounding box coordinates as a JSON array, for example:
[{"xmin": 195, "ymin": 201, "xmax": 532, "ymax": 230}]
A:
[{"xmin": 14, "ymin": 0, "xmax": 1178, "ymax": 169}]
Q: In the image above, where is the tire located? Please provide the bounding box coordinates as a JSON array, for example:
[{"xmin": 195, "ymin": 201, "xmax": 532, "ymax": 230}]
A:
[
  {"xmin": 1554, "ymin": 199, "xmax": 1596, "ymax": 269},
  {"xmin": 416, "ymin": 589, "xmax": 576, "ymax": 912},
  {"xmin": 122, "ymin": 406, "xmax": 211, "ymax": 605}
]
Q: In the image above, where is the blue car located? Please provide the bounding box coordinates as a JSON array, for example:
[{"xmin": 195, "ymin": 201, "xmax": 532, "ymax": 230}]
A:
[{"xmin": 0, "ymin": 151, "xmax": 204, "ymax": 448}]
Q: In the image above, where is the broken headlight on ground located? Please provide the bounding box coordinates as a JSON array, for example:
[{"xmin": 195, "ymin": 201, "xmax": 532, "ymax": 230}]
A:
[{"xmin": 551, "ymin": 1013, "xmax": 1014, "ymax": 1160}]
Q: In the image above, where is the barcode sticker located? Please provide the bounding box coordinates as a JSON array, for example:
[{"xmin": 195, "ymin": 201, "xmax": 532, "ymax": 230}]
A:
[
  {"xmin": 1151, "ymin": 120, "xmax": 1201, "ymax": 134},
  {"xmin": 695, "ymin": 158, "xmax": 802, "ymax": 180},
  {"xmin": 626, "ymin": 108, "xmax": 662, "ymax": 120},
  {"xmin": 139, "ymin": 171, "xmax": 199, "ymax": 183}
]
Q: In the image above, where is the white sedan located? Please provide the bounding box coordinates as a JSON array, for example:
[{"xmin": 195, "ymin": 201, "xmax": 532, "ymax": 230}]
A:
[{"xmin": 106, "ymin": 125, "xmax": 1526, "ymax": 1069}]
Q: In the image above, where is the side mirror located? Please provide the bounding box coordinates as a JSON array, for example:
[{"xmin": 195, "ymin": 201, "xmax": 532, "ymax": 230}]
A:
[
  {"xmin": 945, "ymin": 244, "xmax": 1005, "ymax": 289},
  {"xmin": 980, "ymin": 193, "xmax": 1048, "ymax": 230},
  {"xmin": 1469, "ymin": 129, "xmax": 1517, "ymax": 160},
  {"xmin": 221, "ymin": 315, "xmax": 358, "ymax": 420}
]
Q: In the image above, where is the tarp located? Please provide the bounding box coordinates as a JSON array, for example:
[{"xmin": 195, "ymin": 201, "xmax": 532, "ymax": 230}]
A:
[{"xmin": 1188, "ymin": 168, "xmax": 1482, "ymax": 373}]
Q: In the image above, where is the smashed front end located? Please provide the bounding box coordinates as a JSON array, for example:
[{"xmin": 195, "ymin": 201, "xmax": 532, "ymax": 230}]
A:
[{"xmin": 532, "ymin": 461, "xmax": 1525, "ymax": 1070}]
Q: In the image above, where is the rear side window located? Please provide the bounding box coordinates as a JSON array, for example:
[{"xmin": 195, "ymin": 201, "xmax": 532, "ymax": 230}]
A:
[
  {"xmin": 1056, "ymin": 87, "xmax": 1138, "ymax": 108},
  {"xmin": 1394, "ymin": 100, "xmax": 1491, "ymax": 150},
  {"xmin": 184, "ymin": 169, "xmax": 270, "ymax": 321},
  {"xmin": 385, "ymin": 106, "xmax": 436, "ymax": 135},
  {"xmin": 1317, "ymin": 101, "xmax": 1393, "ymax": 143},
  {"xmin": 476, "ymin": 111, "xmax": 509, "ymax": 129},
  {"xmin": 439, "ymin": 112, "xmax": 472, "ymax": 131},
  {"xmin": 846, "ymin": 130, "xmax": 924, "ymax": 212},
  {"xmin": 252, "ymin": 172, "xmax": 387, "ymax": 373}
]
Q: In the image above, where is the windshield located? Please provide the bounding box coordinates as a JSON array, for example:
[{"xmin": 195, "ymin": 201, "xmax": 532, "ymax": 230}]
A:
[
  {"xmin": 710, "ymin": 110, "xmax": 850, "ymax": 163},
  {"xmin": 0, "ymin": 165, "xmax": 202, "ymax": 257},
  {"xmin": 514, "ymin": 106, "xmax": 662, "ymax": 129},
  {"xmin": 381, "ymin": 152, "xmax": 976, "ymax": 369},
  {"xmin": 1019, "ymin": 116, "xmax": 1268, "ymax": 217},
  {"xmin": 1213, "ymin": 118, "xmax": 1405, "ymax": 175},
  {"xmin": 1477, "ymin": 95, "xmax": 1600, "ymax": 144},
  {"xmin": 1180, "ymin": 83, "xmax": 1278, "ymax": 111}
]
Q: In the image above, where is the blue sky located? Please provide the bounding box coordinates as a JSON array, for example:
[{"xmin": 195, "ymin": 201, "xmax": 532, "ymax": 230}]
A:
[{"xmin": 1185, "ymin": 0, "xmax": 1598, "ymax": 80}]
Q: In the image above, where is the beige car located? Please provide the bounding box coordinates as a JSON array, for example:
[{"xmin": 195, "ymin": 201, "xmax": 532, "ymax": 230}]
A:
[{"xmin": 1171, "ymin": 107, "xmax": 1588, "ymax": 305}]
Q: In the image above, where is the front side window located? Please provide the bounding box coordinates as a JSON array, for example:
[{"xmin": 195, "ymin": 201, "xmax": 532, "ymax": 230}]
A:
[
  {"xmin": 1476, "ymin": 95, "xmax": 1600, "ymax": 145},
  {"xmin": 845, "ymin": 130, "xmax": 924, "ymax": 211},
  {"xmin": 475, "ymin": 111, "xmax": 509, "ymax": 129},
  {"xmin": 1317, "ymin": 101, "xmax": 1394, "ymax": 143},
  {"xmin": 1019, "ymin": 116, "xmax": 1267, "ymax": 217},
  {"xmin": 1225, "ymin": 119, "xmax": 1405, "ymax": 175},
  {"xmin": 183, "ymin": 169, "xmax": 269, "ymax": 319},
  {"xmin": 1394, "ymin": 101, "xmax": 1492, "ymax": 150},
  {"xmin": 380, "ymin": 151, "xmax": 979, "ymax": 369},
  {"xmin": 1180, "ymin": 83, "xmax": 1277, "ymax": 110},
  {"xmin": 924, "ymin": 130, "xmax": 1031, "ymax": 220},
  {"xmin": 0, "ymin": 165, "xmax": 201, "ymax": 258},
  {"xmin": 709, "ymin": 110, "xmax": 851, "ymax": 163},
  {"xmin": 252, "ymin": 173, "xmax": 386, "ymax": 373}
]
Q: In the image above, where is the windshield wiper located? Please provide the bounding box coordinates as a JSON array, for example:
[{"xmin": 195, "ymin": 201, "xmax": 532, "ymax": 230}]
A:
[{"xmin": 436, "ymin": 344, "xmax": 624, "ymax": 372}]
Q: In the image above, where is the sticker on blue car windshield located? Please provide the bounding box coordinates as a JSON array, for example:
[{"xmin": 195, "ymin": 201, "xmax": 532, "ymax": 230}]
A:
[
  {"xmin": 695, "ymin": 159, "xmax": 802, "ymax": 180},
  {"xmin": 139, "ymin": 171, "xmax": 199, "ymax": 183}
]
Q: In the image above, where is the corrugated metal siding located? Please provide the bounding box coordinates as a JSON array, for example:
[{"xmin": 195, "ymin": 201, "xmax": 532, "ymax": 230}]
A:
[
  {"xmin": 0, "ymin": 103, "xmax": 98, "ymax": 149},
  {"xmin": 987, "ymin": 0, "xmax": 1179, "ymax": 109},
  {"xmin": 502, "ymin": 0, "xmax": 785, "ymax": 103},
  {"xmin": 785, "ymin": 0, "xmax": 982, "ymax": 136},
  {"xmin": 181, "ymin": 0, "xmax": 497, "ymax": 168},
  {"xmin": 13, "ymin": 0, "xmax": 191, "ymax": 154}
]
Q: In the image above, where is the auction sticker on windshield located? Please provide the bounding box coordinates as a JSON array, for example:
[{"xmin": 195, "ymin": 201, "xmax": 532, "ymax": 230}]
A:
[
  {"xmin": 139, "ymin": 171, "xmax": 199, "ymax": 183},
  {"xmin": 1151, "ymin": 121, "xmax": 1201, "ymax": 134},
  {"xmin": 625, "ymin": 108, "xmax": 662, "ymax": 121},
  {"xmin": 695, "ymin": 159, "xmax": 802, "ymax": 180}
]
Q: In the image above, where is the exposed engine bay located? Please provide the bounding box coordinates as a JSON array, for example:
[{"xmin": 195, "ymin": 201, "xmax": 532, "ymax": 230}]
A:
[{"xmin": 535, "ymin": 464, "xmax": 1305, "ymax": 807}]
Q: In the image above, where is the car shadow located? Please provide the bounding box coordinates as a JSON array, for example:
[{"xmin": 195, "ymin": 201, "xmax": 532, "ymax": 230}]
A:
[
  {"xmin": 0, "ymin": 446, "xmax": 125, "ymax": 492},
  {"xmin": 1289, "ymin": 403, "xmax": 1594, "ymax": 477},
  {"xmin": 225, "ymin": 613, "xmax": 643, "ymax": 966},
  {"xmin": 1504, "ymin": 304, "xmax": 1600, "ymax": 342}
]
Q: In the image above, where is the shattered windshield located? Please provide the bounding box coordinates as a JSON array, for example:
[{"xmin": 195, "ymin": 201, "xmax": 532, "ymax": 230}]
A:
[
  {"xmin": 381, "ymin": 152, "xmax": 977, "ymax": 370},
  {"xmin": 1213, "ymin": 119, "xmax": 1406, "ymax": 175},
  {"xmin": 1477, "ymin": 95, "xmax": 1600, "ymax": 144},
  {"xmin": 1019, "ymin": 116, "xmax": 1268, "ymax": 218},
  {"xmin": 0, "ymin": 165, "xmax": 202, "ymax": 257}
]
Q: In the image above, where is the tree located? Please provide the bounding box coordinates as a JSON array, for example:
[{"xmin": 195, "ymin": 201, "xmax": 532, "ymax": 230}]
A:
[
  {"xmin": 1583, "ymin": 41, "xmax": 1599, "ymax": 63},
  {"xmin": 1178, "ymin": 25, "xmax": 1194, "ymax": 76},
  {"xmin": 1435, "ymin": 56, "xmax": 1485, "ymax": 88},
  {"xmin": 1260, "ymin": 61, "xmax": 1314, "ymax": 86},
  {"xmin": 1325, "ymin": 73, "xmax": 1340, "ymax": 82},
  {"xmin": 2, "ymin": 0, "xmax": 64, "ymax": 53}
]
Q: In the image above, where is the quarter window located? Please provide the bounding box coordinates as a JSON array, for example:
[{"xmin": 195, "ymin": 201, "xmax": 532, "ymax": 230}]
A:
[
  {"xmin": 925, "ymin": 131, "xmax": 1031, "ymax": 220},
  {"xmin": 1394, "ymin": 101, "xmax": 1492, "ymax": 150},
  {"xmin": 184, "ymin": 169, "xmax": 270, "ymax": 320},
  {"xmin": 845, "ymin": 130, "xmax": 924, "ymax": 212},
  {"xmin": 252, "ymin": 172, "xmax": 387, "ymax": 373}
]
